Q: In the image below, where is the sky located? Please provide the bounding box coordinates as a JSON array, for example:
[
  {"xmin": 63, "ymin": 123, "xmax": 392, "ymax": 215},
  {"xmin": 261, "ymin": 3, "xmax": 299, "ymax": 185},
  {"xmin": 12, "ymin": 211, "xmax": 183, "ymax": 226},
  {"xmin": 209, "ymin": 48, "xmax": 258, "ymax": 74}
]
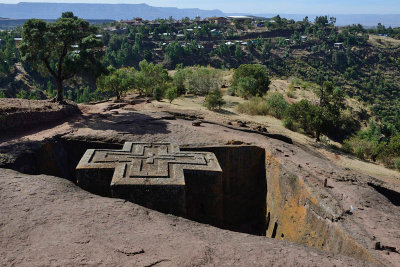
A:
[{"xmin": 1, "ymin": 0, "xmax": 400, "ymax": 14}]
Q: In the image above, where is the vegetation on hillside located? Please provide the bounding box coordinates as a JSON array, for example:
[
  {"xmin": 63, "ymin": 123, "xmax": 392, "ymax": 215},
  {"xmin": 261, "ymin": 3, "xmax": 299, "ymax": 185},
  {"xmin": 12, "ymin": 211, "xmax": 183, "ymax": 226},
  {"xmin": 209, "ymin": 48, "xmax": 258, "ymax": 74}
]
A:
[{"xmin": 1, "ymin": 13, "xmax": 400, "ymax": 170}]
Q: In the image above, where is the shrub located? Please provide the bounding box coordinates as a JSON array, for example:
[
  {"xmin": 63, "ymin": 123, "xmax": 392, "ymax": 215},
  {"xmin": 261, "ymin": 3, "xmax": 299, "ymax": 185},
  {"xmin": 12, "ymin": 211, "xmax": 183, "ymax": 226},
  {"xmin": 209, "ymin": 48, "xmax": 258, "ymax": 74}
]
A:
[
  {"xmin": 97, "ymin": 66, "xmax": 135, "ymax": 100},
  {"xmin": 394, "ymin": 158, "xmax": 400, "ymax": 171},
  {"xmin": 236, "ymin": 93, "xmax": 288, "ymax": 119},
  {"xmin": 153, "ymin": 86, "xmax": 164, "ymax": 101},
  {"xmin": 286, "ymin": 90, "xmax": 296, "ymax": 98},
  {"xmin": 283, "ymin": 117, "xmax": 298, "ymax": 131},
  {"xmin": 284, "ymin": 99, "xmax": 320, "ymax": 134},
  {"xmin": 235, "ymin": 77, "xmax": 257, "ymax": 98},
  {"xmin": 227, "ymin": 87, "xmax": 235, "ymax": 96},
  {"xmin": 0, "ymin": 90, "xmax": 6, "ymax": 98},
  {"xmin": 204, "ymin": 89, "xmax": 225, "ymax": 110},
  {"xmin": 342, "ymin": 135, "xmax": 381, "ymax": 161},
  {"xmin": 165, "ymin": 87, "xmax": 178, "ymax": 103},
  {"xmin": 172, "ymin": 68, "xmax": 186, "ymax": 95},
  {"xmin": 185, "ymin": 67, "xmax": 222, "ymax": 95},
  {"xmin": 236, "ymin": 97, "xmax": 269, "ymax": 115},
  {"xmin": 265, "ymin": 93, "xmax": 288, "ymax": 119},
  {"xmin": 232, "ymin": 64, "xmax": 270, "ymax": 98},
  {"xmin": 135, "ymin": 60, "xmax": 169, "ymax": 97},
  {"xmin": 16, "ymin": 90, "xmax": 28, "ymax": 99}
]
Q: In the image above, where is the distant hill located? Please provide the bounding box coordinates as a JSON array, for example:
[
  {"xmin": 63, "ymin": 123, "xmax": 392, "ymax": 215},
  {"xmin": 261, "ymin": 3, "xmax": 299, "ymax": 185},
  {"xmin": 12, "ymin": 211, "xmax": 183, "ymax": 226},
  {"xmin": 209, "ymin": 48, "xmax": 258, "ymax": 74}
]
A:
[
  {"xmin": 0, "ymin": 18, "xmax": 115, "ymax": 29},
  {"xmin": 1, "ymin": 2, "xmax": 399, "ymax": 27},
  {"xmin": 252, "ymin": 13, "xmax": 400, "ymax": 27},
  {"xmin": 0, "ymin": 2, "xmax": 224, "ymax": 20}
]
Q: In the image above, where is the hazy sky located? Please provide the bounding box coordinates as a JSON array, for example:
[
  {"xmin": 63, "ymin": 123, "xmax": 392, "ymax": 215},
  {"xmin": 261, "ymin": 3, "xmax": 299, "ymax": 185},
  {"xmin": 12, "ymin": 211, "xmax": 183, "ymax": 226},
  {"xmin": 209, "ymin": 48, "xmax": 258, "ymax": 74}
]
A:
[{"xmin": 1, "ymin": 0, "xmax": 399, "ymax": 14}]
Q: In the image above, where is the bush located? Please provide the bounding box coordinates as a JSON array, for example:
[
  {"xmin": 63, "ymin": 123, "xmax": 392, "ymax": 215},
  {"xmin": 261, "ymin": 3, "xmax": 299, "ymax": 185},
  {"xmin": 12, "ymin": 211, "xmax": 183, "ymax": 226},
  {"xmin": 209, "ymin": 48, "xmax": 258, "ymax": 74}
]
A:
[
  {"xmin": 172, "ymin": 68, "xmax": 186, "ymax": 95},
  {"xmin": 394, "ymin": 158, "xmax": 400, "ymax": 171},
  {"xmin": 16, "ymin": 90, "xmax": 28, "ymax": 99},
  {"xmin": 165, "ymin": 87, "xmax": 178, "ymax": 103},
  {"xmin": 97, "ymin": 66, "xmax": 135, "ymax": 100},
  {"xmin": 204, "ymin": 89, "xmax": 225, "ymax": 110},
  {"xmin": 232, "ymin": 64, "xmax": 270, "ymax": 98},
  {"xmin": 153, "ymin": 86, "xmax": 164, "ymax": 101},
  {"xmin": 265, "ymin": 93, "xmax": 288, "ymax": 119},
  {"xmin": 342, "ymin": 136, "xmax": 378, "ymax": 160},
  {"xmin": 283, "ymin": 117, "xmax": 298, "ymax": 131},
  {"xmin": 284, "ymin": 99, "xmax": 320, "ymax": 134},
  {"xmin": 236, "ymin": 93, "xmax": 288, "ymax": 119},
  {"xmin": 227, "ymin": 87, "xmax": 235, "ymax": 96},
  {"xmin": 185, "ymin": 67, "xmax": 222, "ymax": 95},
  {"xmin": 235, "ymin": 77, "xmax": 257, "ymax": 98},
  {"xmin": 237, "ymin": 97, "xmax": 269, "ymax": 115},
  {"xmin": 0, "ymin": 90, "xmax": 6, "ymax": 98}
]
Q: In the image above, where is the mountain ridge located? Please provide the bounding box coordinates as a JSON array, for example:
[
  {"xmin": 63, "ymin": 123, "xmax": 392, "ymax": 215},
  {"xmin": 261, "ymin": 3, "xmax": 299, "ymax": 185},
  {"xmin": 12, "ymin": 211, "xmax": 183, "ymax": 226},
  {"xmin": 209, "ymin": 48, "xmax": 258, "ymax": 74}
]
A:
[
  {"xmin": 0, "ymin": 2, "xmax": 224, "ymax": 20},
  {"xmin": 0, "ymin": 2, "xmax": 399, "ymax": 26}
]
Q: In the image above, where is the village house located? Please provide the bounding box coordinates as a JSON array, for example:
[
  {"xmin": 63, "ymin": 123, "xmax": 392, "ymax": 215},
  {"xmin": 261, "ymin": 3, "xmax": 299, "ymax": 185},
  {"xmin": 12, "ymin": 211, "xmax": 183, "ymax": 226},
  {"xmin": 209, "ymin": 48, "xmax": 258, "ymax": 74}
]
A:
[
  {"xmin": 194, "ymin": 16, "xmax": 209, "ymax": 25},
  {"xmin": 227, "ymin": 16, "xmax": 254, "ymax": 25},
  {"xmin": 334, "ymin": 42, "xmax": 343, "ymax": 49},
  {"xmin": 14, "ymin": 37, "xmax": 22, "ymax": 46},
  {"xmin": 120, "ymin": 17, "xmax": 145, "ymax": 26},
  {"xmin": 211, "ymin": 17, "xmax": 228, "ymax": 25}
]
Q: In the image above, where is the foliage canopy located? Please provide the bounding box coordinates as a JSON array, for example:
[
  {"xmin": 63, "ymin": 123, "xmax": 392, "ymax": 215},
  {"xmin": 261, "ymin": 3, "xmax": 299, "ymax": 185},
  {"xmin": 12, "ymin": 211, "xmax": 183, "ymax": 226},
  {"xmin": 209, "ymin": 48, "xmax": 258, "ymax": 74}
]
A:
[{"xmin": 19, "ymin": 12, "xmax": 105, "ymax": 101}]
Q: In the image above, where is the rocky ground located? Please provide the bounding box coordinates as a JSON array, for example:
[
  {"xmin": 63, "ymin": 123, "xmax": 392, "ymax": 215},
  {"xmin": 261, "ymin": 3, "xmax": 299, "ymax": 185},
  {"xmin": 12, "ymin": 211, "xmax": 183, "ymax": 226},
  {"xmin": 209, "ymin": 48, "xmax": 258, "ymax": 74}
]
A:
[
  {"xmin": 0, "ymin": 168, "xmax": 373, "ymax": 267},
  {"xmin": 0, "ymin": 98, "xmax": 79, "ymax": 136},
  {"xmin": 0, "ymin": 97, "xmax": 399, "ymax": 266}
]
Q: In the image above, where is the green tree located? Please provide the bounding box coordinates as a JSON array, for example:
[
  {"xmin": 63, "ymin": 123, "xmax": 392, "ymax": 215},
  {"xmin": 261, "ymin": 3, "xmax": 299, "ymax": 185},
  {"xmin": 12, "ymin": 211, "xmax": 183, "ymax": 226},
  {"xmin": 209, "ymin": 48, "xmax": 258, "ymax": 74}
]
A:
[
  {"xmin": 165, "ymin": 42, "xmax": 185, "ymax": 66},
  {"xmin": 184, "ymin": 66, "xmax": 222, "ymax": 95},
  {"xmin": 165, "ymin": 87, "xmax": 178, "ymax": 103},
  {"xmin": 204, "ymin": 89, "xmax": 225, "ymax": 110},
  {"xmin": 265, "ymin": 93, "xmax": 289, "ymax": 119},
  {"xmin": 97, "ymin": 66, "xmax": 135, "ymax": 100},
  {"xmin": 232, "ymin": 64, "xmax": 270, "ymax": 97},
  {"xmin": 16, "ymin": 89, "xmax": 28, "ymax": 99},
  {"xmin": 285, "ymin": 82, "xmax": 346, "ymax": 141},
  {"xmin": 234, "ymin": 44, "xmax": 243, "ymax": 61},
  {"xmin": 135, "ymin": 60, "xmax": 169, "ymax": 96},
  {"xmin": 19, "ymin": 12, "xmax": 105, "ymax": 102},
  {"xmin": 172, "ymin": 66, "xmax": 187, "ymax": 95}
]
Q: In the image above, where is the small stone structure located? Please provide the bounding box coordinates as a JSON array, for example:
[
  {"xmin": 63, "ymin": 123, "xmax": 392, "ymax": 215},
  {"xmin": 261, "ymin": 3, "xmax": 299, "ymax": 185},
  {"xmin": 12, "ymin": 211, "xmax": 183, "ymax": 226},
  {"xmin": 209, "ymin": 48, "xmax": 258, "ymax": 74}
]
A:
[{"xmin": 76, "ymin": 142, "xmax": 223, "ymax": 222}]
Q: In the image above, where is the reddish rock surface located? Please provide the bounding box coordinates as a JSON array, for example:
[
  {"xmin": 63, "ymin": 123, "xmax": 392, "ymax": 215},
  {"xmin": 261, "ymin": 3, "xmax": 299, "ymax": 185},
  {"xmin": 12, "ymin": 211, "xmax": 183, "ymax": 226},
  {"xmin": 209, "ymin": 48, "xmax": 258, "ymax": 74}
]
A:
[
  {"xmin": 0, "ymin": 98, "xmax": 399, "ymax": 266},
  {"xmin": 0, "ymin": 169, "xmax": 374, "ymax": 266}
]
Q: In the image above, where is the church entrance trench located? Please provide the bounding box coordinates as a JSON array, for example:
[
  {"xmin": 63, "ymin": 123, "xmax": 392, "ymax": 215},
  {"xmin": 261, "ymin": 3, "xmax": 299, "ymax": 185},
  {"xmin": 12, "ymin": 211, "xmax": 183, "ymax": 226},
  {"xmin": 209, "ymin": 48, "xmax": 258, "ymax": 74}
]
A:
[
  {"xmin": 5, "ymin": 137, "xmax": 267, "ymax": 236},
  {"xmin": 1, "ymin": 136, "xmax": 376, "ymax": 262}
]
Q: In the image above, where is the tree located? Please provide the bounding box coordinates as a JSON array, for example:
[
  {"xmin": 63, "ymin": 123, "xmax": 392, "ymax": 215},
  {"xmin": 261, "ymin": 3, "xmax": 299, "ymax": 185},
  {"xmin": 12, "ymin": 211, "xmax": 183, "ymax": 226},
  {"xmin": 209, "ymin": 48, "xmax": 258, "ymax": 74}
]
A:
[
  {"xmin": 19, "ymin": 12, "xmax": 105, "ymax": 102},
  {"xmin": 172, "ymin": 66, "xmax": 187, "ymax": 95},
  {"xmin": 184, "ymin": 66, "xmax": 222, "ymax": 95},
  {"xmin": 285, "ymin": 82, "xmax": 346, "ymax": 141},
  {"xmin": 165, "ymin": 87, "xmax": 178, "ymax": 103},
  {"xmin": 97, "ymin": 66, "xmax": 135, "ymax": 100},
  {"xmin": 165, "ymin": 42, "xmax": 184, "ymax": 66},
  {"xmin": 234, "ymin": 44, "xmax": 243, "ymax": 61},
  {"xmin": 135, "ymin": 60, "xmax": 169, "ymax": 96},
  {"xmin": 204, "ymin": 89, "xmax": 225, "ymax": 110},
  {"xmin": 232, "ymin": 64, "xmax": 270, "ymax": 97}
]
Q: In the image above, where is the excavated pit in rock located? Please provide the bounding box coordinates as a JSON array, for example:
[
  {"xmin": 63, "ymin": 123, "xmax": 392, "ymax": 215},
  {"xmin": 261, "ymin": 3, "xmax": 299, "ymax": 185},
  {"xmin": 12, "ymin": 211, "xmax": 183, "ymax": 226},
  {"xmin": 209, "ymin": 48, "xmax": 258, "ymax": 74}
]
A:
[
  {"xmin": 1, "ymin": 137, "xmax": 378, "ymax": 262},
  {"xmin": 4, "ymin": 137, "xmax": 267, "ymax": 236}
]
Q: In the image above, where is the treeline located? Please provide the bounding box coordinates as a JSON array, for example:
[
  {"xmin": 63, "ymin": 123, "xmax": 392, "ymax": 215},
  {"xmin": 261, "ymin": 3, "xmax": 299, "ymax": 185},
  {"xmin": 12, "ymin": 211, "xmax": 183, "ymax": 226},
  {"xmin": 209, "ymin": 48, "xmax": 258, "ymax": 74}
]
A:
[
  {"xmin": 0, "ymin": 29, "xmax": 20, "ymax": 86},
  {"xmin": 97, "ymin": 60, "xmax": 224, "ymax": 109},
  {"xmin": 367, "ymin": 23, "xmax": 400, "ymax": 39}
]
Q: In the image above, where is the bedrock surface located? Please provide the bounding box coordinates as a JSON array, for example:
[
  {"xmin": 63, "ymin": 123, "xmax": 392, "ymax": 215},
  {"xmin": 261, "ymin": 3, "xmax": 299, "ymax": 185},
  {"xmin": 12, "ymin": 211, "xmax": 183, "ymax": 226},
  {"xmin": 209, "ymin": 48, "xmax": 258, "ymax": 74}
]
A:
[{"xmin": 0, "ymin": 168, "xmax": 375, "ymax": 266}]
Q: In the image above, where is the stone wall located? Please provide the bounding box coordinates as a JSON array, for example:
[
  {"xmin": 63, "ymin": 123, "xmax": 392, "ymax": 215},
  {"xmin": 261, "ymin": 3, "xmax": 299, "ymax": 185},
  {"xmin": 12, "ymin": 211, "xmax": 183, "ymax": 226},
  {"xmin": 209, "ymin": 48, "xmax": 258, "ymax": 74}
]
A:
[{"xmin": 265, "ymin": 150, "xmax": 377, "ymax": 263}]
